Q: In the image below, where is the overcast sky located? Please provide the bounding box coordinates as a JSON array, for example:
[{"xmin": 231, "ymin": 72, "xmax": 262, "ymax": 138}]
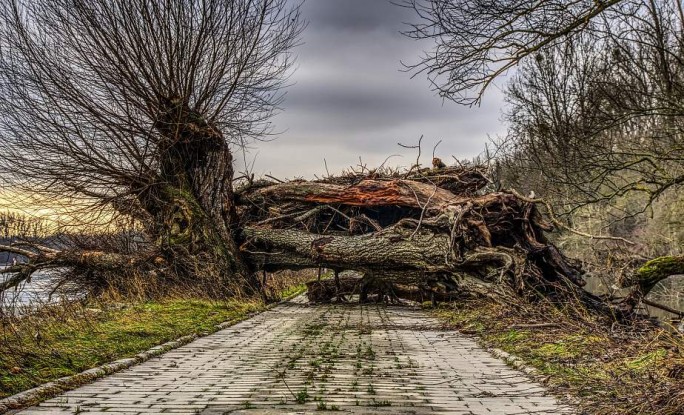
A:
[{"xmin": 240, "ymin": 0, "xmax": 507, "ymax": 179}]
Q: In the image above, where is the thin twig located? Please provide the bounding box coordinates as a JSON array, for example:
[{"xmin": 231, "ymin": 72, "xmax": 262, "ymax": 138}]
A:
[
  {"xmin": 409, "ymin": 183, "xmax": 438, "ymax": 239},
  {"xmin": 264, "ymin": 174, "xmax": 285, "ymax": 183},
  {"xmin": 505, "ymin": 189, "xmax": 636, "ymax": 245},
  {"xmin": 432, "ymin": 139, "xmax": 442, "ymax": 160},
  {"xmin": 642, "ymin": 298, "xmax": 684, "ymax": 317},
  {"xmin": 399, "ymin": 135, "xmax": 423, "ymax": 177}
]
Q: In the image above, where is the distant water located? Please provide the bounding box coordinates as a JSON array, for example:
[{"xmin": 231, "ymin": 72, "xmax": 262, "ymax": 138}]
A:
[
  {"xmin": 1, "ymin": 267, "xmax": 75, "ymax": 311},
  {"xmin": 584, "ymin": 274, "xmax": 684, "ymax": 323}
]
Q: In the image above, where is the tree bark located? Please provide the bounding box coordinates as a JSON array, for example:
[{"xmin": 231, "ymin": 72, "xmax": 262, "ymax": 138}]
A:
[
  {"xmin": 618, "ymin": 255, "xmax": 684, "ymax": 311},
  {"xmin": 242, "ymin": 226, "xmax": 451, "ymax": 275},
  {"xmin": 137, "ymin": 97, "xmax": 251, "ymax": 287}
]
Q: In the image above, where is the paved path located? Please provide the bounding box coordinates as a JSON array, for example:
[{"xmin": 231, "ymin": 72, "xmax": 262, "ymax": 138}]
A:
[{"xmin": 19, "ymin": 296, "xmax": 573, "ymax": 414}]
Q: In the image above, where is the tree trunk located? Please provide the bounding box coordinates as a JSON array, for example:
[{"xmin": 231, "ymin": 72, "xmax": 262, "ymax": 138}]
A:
[
  {"xmin": 0, "ymin": 98, "xmax": 258, "ymax": 297},
  {"xmin": 138, "ymin": 97, "xmax": 252, "ymax": 288},
  {"xmin": 618, "ymin": 255, "xmax": 684, "ymax": 311}
]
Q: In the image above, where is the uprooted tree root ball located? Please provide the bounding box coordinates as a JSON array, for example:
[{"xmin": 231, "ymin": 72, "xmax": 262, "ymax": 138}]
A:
[{"xmin": 235, "ymin": 165, "xmax": 676, "ymax": 320}]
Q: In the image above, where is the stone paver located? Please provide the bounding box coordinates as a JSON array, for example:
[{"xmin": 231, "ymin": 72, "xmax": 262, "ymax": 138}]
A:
[{"xmin": 18, "ymin": 296, "xmax": 573, "ymax": 414}]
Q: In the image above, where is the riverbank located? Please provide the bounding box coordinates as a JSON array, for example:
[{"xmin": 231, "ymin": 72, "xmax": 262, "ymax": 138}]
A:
[{"xmin": 432, "ymin": 297, "xmax": 684, "ymax": 415}]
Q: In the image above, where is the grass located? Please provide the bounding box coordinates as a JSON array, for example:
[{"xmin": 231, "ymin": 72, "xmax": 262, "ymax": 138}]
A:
[
  {"xmin": 0, "ymin": 268, "xmax": 316, "ymax": 400},
  {"xmin": 279, "ymin": 283, "xmax": 307, "ymax": 299},
  {"xmin": 295, "ymin": 388, "xmax": 309, "ymax": 404},
  {"xmin": 368, "ymin": 398, "xmax": 391, "ymax": 407},
  {"xmin": 0, "ymin": 298, "xmax": 264, "ymax": 398},
  {"xmin": 432, "ymin": 297, "xmax": 684, "ymax": 415}
]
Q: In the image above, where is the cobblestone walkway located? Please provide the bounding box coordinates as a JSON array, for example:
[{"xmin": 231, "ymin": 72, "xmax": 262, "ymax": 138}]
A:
[{"xmin": 19, "ymin": 296, "xmax": 574, "ymax": 414}]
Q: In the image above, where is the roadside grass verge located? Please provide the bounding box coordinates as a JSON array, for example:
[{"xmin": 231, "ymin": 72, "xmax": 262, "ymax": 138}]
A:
[
  {"xmin": 433, "ymin": 298, "xmax": 684, "ymax": 415},
  {"xmin": 0, "ymin": 298, "xmax": 263, "ymax": 398},
  {"xmin": 279, "ymin": 283, "xmax": 307, "ymax": 299},
  {"xmin": 0, "ymin": 268, "xmax": 314, "ymax": 399}
]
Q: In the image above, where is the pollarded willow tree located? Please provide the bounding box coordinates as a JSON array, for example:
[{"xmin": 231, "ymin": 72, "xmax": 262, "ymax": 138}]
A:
[{"xmin": 0, "ymin": 0, "xmax": 304, "ymax": 292}]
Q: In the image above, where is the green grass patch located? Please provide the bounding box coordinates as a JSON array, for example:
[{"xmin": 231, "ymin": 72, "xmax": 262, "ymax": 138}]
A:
[
  {"xmin": 625, "ymin": 348, "xmax": 668, "ymax": 371},
  {"xmin": 492, "ymin": 329, "xmax": 529, "ymax": 344},
  {"xmin": 280, "ymin": 283, "xmax": 307, "ymax": 299},
  {"xmin": 0, "ymin": 298, "xmax": 264, "ymax": 398},
  {"xmin": 295, "ymin": 387, "xmax": 309, "ymax": 404}
]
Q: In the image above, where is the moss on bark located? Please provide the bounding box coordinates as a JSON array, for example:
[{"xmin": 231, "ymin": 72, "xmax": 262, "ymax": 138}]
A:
[{"xmin": 635, "ymin": 255, "xmax": 684, "ymax": 294}]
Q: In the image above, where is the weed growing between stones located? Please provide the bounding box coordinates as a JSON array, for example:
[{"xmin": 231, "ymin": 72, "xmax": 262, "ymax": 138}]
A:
[{"xmin": 295, "ymin": 388, "xmax": 309, "ymax": 404}]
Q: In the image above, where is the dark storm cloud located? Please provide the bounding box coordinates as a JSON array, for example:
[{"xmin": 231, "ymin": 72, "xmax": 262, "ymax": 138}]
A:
[
  {"xmin": 245, "ymin": 0, "xmax": 507, "ymax": 178},
  {"xmin": 300, "ymin": 0, "xmax": 410, "ymax": 33}
]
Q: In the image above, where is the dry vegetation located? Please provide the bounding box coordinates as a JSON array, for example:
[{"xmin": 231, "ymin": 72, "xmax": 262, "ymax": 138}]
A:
[{"xmin": 433, "ymin": 296, "xmax": 684, "ymax": 415}]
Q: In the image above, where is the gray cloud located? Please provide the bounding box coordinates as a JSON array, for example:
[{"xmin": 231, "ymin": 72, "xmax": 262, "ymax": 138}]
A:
[
  {"xmin": 299, "ymin": 0, "xmax": 411, "ymax": 34},
  {"xmin": 243, "ymin": 0, "xmax": 507, "ymax": 179}
]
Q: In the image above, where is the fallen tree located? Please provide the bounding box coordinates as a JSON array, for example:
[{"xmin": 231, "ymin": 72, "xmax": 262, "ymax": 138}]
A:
[
  {"xmin": 233, "ymin": 165, "xmax": 618, "ymax": 315},
  {"xmin": 237, "ymin": 164, "xmax": 683, "ymax": 318},
  {"xmin": 1, "ymin": 161, "xmax": 678, "ymax": 320}
]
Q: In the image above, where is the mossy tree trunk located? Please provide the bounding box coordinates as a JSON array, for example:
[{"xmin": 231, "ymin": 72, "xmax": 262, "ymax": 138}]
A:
[
  {"xmin": 619, "ymin": 255, "xmax": 684, "ymax": 310},
  {"xmin": 137, "ymin": 97, "xmax": 252, "ymax": 288},
  {"xmin": 635, "ymin": 256, "xmax": 684, "ymax": 293}
]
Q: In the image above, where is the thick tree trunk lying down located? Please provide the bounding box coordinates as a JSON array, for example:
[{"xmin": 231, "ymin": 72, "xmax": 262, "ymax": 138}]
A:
[{"xmin": 235, "ymin": 165, "xmax": 673, "ymax": 317}]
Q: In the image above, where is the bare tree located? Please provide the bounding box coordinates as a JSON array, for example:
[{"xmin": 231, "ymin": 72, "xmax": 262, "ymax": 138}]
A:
[
  {"xmin": 401, "ymin": 0, "xmax": 684, "ymax": 296},
  {"xmin": 399, "ymin": 0, "xmax": 625, "ymax": 105},
  {"xmin": 0, "ymin": 0, "xmax": 304, "ymax": 290},
  {"xmin": 497, "ymin": 1, "xmax": 684, "ymax": 213}
]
